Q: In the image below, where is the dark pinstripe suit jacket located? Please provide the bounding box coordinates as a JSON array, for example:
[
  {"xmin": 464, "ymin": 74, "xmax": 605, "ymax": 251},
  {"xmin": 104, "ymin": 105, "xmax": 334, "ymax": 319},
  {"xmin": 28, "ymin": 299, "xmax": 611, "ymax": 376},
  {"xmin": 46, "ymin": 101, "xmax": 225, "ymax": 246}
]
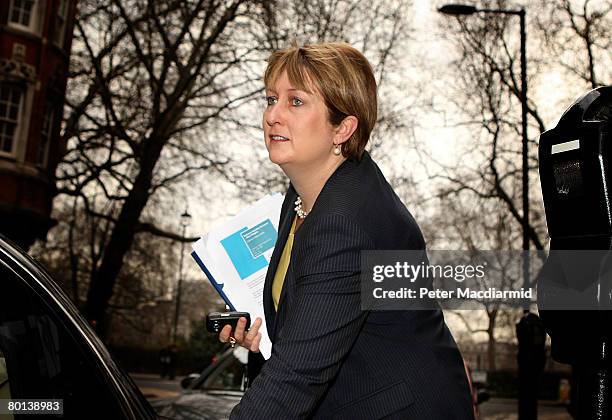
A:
[{"xmin": 231, "ymin": 152, "xmax": 474, "ymax": 419}]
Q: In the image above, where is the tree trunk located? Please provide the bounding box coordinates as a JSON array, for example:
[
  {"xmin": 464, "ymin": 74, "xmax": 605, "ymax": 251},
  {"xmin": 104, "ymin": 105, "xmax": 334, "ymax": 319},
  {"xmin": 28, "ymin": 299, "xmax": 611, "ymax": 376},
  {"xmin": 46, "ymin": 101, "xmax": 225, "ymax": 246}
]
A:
[
  {"xmin": 84, "ymin": 136, "xmax": 167, "ymax": 338},
  {"xmin": 487, "ymin": 308, "xmax": 498, "ymax": 372}
]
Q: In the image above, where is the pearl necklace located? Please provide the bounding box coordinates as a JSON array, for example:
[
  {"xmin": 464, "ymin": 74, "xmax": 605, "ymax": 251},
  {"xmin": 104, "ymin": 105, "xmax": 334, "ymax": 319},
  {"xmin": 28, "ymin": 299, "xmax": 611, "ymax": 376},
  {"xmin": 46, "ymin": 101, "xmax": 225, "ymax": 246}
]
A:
[{"xmin": 294, "ymin": 196, "xmax": 310, "ymax": 219}]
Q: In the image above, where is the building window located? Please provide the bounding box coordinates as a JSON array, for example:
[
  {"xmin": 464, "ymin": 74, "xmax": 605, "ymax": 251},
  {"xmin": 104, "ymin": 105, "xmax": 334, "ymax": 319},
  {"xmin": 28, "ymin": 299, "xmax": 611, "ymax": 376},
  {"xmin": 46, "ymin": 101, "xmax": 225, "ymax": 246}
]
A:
[
  {"xmin": 53, "ymin": 0, "xmax": 69, "ymax": 47},
  {"xmin": 8, "ymin": 0, "xmax": 38, "ymax": 32},
  {"xmin": 37, "ymin": 102, "xmax": 54, "ymax": 166},
  {"xmin": 0, "ymin": 85, "xmax": 23, "ymax": 157}
]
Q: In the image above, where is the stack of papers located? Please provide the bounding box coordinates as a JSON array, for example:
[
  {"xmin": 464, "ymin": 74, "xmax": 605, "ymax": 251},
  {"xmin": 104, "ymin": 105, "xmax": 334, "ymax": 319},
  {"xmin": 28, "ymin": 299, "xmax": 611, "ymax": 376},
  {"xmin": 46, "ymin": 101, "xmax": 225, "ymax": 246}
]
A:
[{"xmin": 191, "ymin": 193, "xmax": 284, "ymax": 359}]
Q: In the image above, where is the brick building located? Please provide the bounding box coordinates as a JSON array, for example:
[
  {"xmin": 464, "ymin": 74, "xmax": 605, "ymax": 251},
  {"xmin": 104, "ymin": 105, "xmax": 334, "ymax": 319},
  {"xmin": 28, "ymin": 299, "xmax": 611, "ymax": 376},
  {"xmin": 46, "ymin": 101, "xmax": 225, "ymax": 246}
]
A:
[{"xmin": 0, "ymin": 0, "xmax": 76, "ymax": 249}]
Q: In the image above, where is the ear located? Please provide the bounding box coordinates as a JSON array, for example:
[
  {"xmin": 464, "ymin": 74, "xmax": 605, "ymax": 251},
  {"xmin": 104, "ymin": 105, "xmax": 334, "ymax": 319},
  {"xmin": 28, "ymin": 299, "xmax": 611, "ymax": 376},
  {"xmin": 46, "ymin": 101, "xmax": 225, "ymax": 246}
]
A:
[{"xmin": 333, "ymin": 115, "xmax": 359, "ymax": 145}]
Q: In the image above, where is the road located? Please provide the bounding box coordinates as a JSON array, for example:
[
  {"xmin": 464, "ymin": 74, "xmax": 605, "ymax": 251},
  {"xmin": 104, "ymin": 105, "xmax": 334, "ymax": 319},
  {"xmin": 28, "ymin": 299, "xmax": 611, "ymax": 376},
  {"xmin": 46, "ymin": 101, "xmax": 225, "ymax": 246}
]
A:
[
  {"xmin": 131, "ymin": 375, "xmax": 572, "ymax": 419},
  {"xmin": 131, "ymin": 373, "xmax": 182, "ymax": 400}
]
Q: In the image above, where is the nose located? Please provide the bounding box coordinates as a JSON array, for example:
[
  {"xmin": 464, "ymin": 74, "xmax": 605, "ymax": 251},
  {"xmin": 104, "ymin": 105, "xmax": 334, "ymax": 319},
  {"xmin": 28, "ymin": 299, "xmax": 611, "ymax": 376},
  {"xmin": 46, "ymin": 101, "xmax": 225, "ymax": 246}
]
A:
[{"xmin": 265, "ymin": 102, "xmax": 283, "ymax": 127}]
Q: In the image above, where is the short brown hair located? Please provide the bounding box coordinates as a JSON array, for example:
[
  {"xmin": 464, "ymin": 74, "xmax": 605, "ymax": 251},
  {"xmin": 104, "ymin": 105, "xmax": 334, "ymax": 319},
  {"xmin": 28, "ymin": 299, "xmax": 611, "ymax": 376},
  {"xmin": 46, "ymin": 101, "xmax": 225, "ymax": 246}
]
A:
[{"xmin": 264, "ymin": 42, "xmax": 377, "ymax": 160}]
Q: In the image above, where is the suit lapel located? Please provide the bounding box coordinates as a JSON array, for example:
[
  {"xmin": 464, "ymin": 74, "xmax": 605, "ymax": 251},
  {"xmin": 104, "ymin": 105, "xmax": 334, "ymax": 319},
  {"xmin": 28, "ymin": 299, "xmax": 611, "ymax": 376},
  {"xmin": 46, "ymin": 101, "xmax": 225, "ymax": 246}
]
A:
[
  {"xmin": 262, "ymin": 155, "xmax": 367, "ymax": 342},
  {"xmin": 263, "ymin": 185, "xmax": 297, "ymax": 341}
]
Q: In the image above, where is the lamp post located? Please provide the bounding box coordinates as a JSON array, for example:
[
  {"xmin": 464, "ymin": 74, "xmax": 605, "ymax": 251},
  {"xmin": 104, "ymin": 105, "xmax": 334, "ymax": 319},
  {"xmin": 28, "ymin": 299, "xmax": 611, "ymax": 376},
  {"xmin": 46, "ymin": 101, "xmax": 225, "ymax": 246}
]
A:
[
  {"xmin": 439, "ymin": 5, "xmax": 544, "ymax": 420},
  {"xmin": 438, "ymin": 4, "xmax": 529, "ymax": 285},
  {"xmin": 172, "ymin": 209, "xmax": 192, "ymax": 345}
]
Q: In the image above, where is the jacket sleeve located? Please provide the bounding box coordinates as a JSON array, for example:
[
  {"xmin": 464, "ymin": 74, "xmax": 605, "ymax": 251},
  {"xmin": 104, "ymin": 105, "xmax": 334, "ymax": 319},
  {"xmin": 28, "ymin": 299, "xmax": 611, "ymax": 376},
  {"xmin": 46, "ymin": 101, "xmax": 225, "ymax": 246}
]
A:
[{"xmin": 230, "ymin": 213, "xmax": 375, "ymax": 419}]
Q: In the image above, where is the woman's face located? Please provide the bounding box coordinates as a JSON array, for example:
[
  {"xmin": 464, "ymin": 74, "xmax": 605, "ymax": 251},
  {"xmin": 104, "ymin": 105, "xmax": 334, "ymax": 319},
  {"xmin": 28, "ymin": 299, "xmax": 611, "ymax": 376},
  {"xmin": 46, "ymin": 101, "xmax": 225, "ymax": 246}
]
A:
[{"xmin": 263, "ymin": 71, "xmax": 337, "ymax": 169}]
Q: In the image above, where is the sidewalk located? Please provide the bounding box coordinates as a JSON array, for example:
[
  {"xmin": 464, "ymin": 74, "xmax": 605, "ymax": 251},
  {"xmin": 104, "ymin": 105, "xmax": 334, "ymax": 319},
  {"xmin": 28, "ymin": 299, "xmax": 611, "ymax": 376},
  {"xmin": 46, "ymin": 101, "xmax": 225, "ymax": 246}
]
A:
[
  {"xmin": 480, "ymin": 397, "xmax": 571, "ymax": 420},
  {"xmin": 486, "ymin": 397, "xmax": 569, "ymax": 407}
]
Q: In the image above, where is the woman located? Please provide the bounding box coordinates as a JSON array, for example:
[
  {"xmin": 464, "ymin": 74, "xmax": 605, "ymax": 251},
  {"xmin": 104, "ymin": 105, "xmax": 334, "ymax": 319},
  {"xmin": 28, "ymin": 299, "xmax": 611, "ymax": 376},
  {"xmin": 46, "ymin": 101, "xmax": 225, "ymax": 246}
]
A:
[{"xmin": 219, "ymin": 42, "xmax": 474, "ymax": 419}]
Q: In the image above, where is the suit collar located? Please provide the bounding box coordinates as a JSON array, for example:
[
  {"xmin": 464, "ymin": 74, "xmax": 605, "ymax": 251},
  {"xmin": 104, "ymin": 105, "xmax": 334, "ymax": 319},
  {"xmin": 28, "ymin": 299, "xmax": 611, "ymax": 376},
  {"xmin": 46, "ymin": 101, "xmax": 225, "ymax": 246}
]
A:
[{"xmin": 296, "ymin": 152, "xmax": 369, "ymax": 222}]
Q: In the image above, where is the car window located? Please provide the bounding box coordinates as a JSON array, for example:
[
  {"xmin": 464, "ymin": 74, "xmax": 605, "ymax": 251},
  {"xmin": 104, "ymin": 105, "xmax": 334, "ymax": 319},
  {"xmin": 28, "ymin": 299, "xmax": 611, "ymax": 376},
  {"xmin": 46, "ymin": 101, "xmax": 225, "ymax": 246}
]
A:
[
  {"xmin": 203, "ymin": 353, "xmax": 247, "ymax": 392},
  {"xmin": 0, "ymin": 262, "xmax": 125, "ymax": 418}
]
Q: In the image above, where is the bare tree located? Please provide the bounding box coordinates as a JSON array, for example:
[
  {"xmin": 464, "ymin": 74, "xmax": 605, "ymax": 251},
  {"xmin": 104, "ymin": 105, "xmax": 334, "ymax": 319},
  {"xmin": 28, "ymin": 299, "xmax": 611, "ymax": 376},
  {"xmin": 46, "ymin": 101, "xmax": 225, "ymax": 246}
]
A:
[
  {"xmin": 56, "ymin": 0, "xmax": 264, "ymax": 336},
  {"xmin": 434, "ymin": 1, "xmax": 548, "ymax": 257},
  {"xmin": 536, "ymin": 0, "xmax": 611, "ymax": 89},
  {"xmin": 33, "ymin": 199, "xmax": 184, "ymax": 345},
  {"xmin": 424, "ymin": 0, "xmax": 610, "ymax": 368},
  {"xmin": 433, "ymin": 0, "xmax": 611, "ymax": 247},
  {"xmin": 49, "ymin": 0, "xmax": 413, "ymax": 340},
  {"xmin": 430, "ymin": 197, "xmax": 533, "ymax": 370}
]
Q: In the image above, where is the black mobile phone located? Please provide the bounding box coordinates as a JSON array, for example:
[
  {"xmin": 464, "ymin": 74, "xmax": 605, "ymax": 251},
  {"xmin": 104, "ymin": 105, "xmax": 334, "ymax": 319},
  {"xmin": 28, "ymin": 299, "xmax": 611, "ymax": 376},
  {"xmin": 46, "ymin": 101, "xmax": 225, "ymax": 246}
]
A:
[{"xmin": 206, "ymin": 311, "xmax": 251, "ymax": 333}]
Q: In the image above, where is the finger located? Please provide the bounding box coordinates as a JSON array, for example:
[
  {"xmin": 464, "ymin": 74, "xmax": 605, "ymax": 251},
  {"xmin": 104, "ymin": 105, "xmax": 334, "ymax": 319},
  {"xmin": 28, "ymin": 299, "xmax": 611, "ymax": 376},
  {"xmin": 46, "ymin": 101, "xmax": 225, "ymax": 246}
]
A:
[
  {"xmin": 245, "ymin": 317, "xmax": 262, "ymax": 342},
  {"xmin": 219, "ymin": 324, "xmax": 232, "ymax": 342},
  {"xmin": 233, "ymin": 317, "xmax": 247, "ymax": 342},
  {"xmin": 250, "ymin": 333, "xmax": 262, "ymax": 353}
]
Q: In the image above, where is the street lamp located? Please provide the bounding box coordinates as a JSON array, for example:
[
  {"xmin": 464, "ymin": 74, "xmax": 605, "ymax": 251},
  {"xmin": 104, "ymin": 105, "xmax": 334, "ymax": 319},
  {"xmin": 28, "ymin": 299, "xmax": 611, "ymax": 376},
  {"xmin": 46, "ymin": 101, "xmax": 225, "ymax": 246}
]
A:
[
  {"xmin": 439, "ymin": 5, "xmax": 543, "ymax": 420},
  {"xmin": 437, "ymin": 4, "xmax": 528, "ymax": 272},
  {"xmin": 172, "ymin": 209, "xmax": 192, "ymax": 345}
]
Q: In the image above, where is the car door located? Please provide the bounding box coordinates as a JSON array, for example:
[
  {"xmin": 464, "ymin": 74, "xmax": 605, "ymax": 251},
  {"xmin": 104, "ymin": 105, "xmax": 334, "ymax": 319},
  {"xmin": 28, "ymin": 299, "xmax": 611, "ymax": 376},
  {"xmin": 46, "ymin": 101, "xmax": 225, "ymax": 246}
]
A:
[{"xmin": 0, "ymin": 236, "xmax": 158, "ymax": 419}]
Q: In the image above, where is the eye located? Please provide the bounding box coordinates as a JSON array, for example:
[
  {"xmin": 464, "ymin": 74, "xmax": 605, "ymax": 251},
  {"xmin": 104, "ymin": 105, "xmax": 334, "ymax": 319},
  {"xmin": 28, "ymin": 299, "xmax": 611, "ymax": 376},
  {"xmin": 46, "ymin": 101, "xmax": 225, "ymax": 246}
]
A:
[
  {"xmin": 291, "ymin": 97, "xmax": 303, "ymax": 106},
  {"xmin": 266, "ymin": 96, "xmax": 278, "ymax": 106}
]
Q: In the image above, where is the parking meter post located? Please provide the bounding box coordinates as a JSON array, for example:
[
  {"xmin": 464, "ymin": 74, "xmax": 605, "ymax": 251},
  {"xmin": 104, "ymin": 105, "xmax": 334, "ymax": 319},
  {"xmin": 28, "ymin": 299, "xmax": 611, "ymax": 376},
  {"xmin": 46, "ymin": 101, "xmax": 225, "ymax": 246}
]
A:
[
  {"xmin": 516, "ymin": 312, "xmax": 546, "ymax": 419},
  {"xmin": 538, "ymin": 86, "xmax": 612, "ymax": 419}
]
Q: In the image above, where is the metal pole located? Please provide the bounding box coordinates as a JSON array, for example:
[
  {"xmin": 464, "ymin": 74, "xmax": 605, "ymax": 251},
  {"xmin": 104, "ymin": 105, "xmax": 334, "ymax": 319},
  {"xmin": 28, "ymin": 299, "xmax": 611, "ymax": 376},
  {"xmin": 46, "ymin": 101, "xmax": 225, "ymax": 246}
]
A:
[
  {"xmin": 520, "ymin": 9, "xmax": 529, "ymax": 296},
  {"xmin": 516, "ymin": 11, "xmax": 543, "ymax": 420},
  {"xmin": 172, "ymin": 224, "xmax": 187, "ymax": 344}
]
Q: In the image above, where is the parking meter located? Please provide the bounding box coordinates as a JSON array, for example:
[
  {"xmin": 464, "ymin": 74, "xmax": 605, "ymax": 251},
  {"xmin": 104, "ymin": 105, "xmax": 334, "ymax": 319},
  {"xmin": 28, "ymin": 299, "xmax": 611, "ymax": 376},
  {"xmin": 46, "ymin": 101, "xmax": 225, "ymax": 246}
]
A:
[{"xmin": 538, "ymin": 86, "xmax": 612, "ymax": 419}]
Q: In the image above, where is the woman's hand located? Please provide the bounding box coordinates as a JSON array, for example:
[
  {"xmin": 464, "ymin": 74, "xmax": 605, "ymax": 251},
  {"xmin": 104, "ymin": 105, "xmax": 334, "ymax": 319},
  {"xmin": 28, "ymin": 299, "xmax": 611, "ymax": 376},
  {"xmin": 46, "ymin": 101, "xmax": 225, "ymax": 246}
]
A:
[{"xmin": 219, "ymin": 316, "xmax": 263, "ymax": 352}]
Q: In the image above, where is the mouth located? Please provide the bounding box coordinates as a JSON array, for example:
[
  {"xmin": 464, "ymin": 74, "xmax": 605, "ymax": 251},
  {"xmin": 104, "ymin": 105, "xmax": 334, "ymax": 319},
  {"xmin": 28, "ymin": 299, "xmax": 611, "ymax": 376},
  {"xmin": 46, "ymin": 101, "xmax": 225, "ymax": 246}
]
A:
[{"xmin": 269, "ymin": 134, "xmax": 290, "ymax": 142}]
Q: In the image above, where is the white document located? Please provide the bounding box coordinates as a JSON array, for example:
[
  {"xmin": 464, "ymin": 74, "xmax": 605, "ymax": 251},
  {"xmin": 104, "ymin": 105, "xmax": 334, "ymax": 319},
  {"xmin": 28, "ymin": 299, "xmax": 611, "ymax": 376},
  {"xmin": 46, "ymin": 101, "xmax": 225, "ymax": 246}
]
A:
[{"xmin": 191, "ymin": 193, "xmax": 284, "ymax": 359}]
